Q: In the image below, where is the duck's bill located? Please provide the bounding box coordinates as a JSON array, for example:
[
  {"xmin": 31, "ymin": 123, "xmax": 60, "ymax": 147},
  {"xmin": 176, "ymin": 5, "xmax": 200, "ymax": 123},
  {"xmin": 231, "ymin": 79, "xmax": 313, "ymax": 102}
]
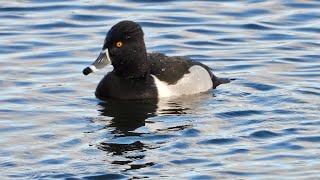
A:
[{"xmin": 83, "ymin": 49, "xmax": 111, "ymax": 75}]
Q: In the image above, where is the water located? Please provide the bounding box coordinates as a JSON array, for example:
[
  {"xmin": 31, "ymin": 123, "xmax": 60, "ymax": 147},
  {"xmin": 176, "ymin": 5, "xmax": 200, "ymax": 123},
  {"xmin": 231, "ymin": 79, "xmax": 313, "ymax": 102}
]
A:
[{"xmin": 1, "ymin": 0, "xmax": 319, "ymax": 179}]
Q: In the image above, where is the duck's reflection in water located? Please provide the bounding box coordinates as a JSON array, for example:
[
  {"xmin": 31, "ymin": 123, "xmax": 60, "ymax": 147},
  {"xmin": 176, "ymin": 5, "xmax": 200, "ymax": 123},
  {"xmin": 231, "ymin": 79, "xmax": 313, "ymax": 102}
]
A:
[
  {"xmin": 98, "ymin": 99, "xmax": 158, "ymax": 135},
  {"xmin": 95, "ymin": 94, "xmax": 213, "ymax": 171}
]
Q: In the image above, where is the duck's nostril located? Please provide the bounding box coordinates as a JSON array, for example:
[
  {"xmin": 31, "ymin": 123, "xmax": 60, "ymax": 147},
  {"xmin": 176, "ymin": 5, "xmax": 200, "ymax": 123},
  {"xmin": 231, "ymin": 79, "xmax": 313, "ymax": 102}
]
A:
[{"xmin": 83, "ymin": 67, "xmax": 92, "ymax": 75}]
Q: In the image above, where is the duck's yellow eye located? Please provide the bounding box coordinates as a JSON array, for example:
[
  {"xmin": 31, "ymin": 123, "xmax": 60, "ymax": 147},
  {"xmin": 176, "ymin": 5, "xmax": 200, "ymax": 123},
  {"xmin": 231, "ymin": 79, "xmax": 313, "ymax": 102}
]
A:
[{"xmin": 116, "ymin": 41, "xmax": 123, "ymax": 48}]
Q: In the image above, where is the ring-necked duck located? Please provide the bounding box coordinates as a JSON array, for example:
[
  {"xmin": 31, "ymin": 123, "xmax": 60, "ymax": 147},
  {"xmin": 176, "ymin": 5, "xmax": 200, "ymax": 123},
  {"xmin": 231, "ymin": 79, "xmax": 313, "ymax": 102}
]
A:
[{"xmin": 83, "ymin": 20, "xmax": 231, "ymax": 100}]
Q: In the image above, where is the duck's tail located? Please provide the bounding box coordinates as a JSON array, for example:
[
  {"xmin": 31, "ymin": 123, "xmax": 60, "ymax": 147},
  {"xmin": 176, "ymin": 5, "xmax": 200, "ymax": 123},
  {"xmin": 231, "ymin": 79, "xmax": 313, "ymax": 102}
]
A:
[{"xmin": 212, "ymin": 76, "xmax": 235, "ymax": 89}]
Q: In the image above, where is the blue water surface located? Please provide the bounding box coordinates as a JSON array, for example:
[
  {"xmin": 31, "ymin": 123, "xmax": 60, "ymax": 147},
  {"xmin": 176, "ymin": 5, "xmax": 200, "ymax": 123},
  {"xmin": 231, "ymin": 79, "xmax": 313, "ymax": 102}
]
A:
[{"xmin": 0, "ymin": 0, "xmax": 319, "ymax": 179}]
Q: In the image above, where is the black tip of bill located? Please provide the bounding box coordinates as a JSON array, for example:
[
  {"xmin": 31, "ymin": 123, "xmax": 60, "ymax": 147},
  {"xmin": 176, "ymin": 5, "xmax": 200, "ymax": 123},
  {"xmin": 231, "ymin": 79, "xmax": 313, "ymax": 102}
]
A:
[{"xmin": 83, "ymin": 67, "xmax": 92, "ymax": 76}]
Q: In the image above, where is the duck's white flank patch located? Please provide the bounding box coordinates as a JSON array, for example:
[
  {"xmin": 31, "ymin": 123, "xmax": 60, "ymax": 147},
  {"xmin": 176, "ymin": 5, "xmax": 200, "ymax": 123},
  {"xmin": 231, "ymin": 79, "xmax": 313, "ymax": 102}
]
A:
[
  {"xmin": 151, "ymin": 65, "xmax": 213, "ymax": 98},
  {"xmin": 151, "ymin": 75, "xmax": 172, "ymax": 97}
]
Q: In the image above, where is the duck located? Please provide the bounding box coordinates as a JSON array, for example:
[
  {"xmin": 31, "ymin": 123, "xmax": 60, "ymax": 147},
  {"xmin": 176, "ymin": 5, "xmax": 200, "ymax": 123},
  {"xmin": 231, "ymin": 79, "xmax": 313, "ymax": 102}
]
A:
[{"xmin": 83, "ymin": 20, "xmax": 231, "ymax": 100}]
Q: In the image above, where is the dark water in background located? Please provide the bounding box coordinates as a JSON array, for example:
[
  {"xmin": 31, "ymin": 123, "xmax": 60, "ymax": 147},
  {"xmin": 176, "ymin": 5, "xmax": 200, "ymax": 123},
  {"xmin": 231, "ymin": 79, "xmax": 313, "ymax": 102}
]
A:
[{"xmin": 1, "ymin": 0, "xmax": 320, "ymax": 179}]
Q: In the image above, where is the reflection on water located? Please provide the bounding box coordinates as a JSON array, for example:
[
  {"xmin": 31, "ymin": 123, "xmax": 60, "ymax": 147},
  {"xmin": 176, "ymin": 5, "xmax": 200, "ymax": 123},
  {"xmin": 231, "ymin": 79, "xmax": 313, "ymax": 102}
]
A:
[
  {"xmin": 94, "ymin": 95, "xmax": 213, "ymax": 172},
  {"xmin": 99, "ymin": 99, "xmax": 157, "ymax": 134},
  {"xmin": 1, "ymin": 0, "xmax": 320, "ymax": 179}
]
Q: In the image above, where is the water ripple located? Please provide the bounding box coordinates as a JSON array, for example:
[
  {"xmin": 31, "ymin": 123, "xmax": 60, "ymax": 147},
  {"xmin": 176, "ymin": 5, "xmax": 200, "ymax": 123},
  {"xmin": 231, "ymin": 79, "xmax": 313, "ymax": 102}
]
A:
[
  {"xmin": 217, "ymin": 110, "xmax": 264, "ymax": 118},
  {"xmin": 241, "ymin": 23, "xmax": 273, "ymax": 30},
  {"xmin": 198, "ymin": 138, "xmax": 238, "ymax": 145},
  {"xmin": 296, "ymin": 136, "xmax": 320, "ymax": 143},
  {"xmin": 250, "ymin": 130, "xmax": 280, "ymax": 139},
  {"xmin": 171, "ymin": 158, "xmax": 209, "ymax": 165}
]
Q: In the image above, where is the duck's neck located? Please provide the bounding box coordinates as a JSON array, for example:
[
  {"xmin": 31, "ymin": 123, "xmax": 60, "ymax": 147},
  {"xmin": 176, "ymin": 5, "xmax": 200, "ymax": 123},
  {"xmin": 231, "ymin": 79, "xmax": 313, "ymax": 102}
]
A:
[{"xmin": 113, "ymin": 42, "xmax": 149, "ymax": 79}]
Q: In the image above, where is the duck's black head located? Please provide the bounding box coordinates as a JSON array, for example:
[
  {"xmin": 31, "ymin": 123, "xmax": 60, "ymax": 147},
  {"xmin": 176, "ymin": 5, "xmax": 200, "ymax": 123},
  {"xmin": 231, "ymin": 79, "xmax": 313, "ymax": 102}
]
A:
[{"xmin": 83, "ymin": 21, "xmax": 149, "ymax": 78}]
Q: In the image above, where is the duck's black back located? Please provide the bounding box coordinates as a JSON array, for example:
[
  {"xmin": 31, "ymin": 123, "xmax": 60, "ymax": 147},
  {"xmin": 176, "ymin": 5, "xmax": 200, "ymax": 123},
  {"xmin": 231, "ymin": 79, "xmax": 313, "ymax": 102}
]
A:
[{"xmin": 148, "ymin": 53, "xmax": 223, "ymax": 87}]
